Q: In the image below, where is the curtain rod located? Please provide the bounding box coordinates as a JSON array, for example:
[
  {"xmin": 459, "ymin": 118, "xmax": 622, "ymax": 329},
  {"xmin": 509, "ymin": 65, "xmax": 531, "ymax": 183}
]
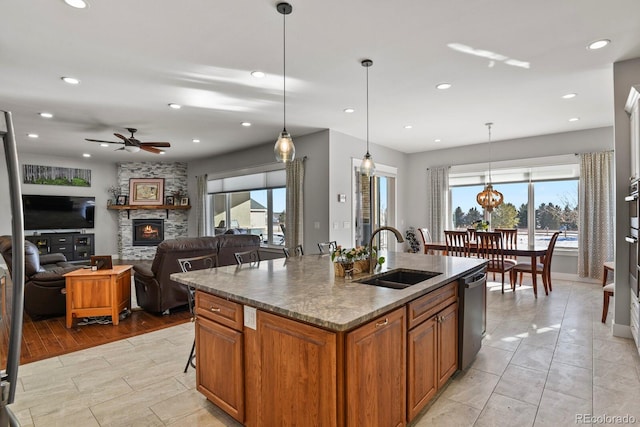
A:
[{"xmin": 574, "ymin": 149, "xmax": 614, "ymax": 156}]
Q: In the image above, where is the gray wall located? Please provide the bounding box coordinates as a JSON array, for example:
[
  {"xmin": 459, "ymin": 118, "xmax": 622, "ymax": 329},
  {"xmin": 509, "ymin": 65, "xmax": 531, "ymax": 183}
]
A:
[
  {"xmin": 613, "ymin": 57, "xmax": 640, "ymax": 330},
  {"xmin": 0, "ymin": 152, "xmax": 119, "ymax": 257}
]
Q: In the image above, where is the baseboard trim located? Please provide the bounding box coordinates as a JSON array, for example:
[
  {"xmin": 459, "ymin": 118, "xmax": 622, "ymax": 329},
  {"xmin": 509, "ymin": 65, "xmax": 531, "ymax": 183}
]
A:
[
  {"xmin": 612, "ymin": 322, "xmax": 633, "ymax": 339},
  {"xmin": 551, "ymin": 272, "xmax": 599, "ymax": 284}
]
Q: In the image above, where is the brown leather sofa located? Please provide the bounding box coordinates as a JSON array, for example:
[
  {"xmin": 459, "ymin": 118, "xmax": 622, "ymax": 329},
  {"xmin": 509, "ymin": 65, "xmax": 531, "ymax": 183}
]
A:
[
  {"xmin": 132, "ymin": 234, "xmax": 261, "ymax": 314},
  {"xmin": 0, "ymin": 235, "xmax": 81, "ymax": 319}
]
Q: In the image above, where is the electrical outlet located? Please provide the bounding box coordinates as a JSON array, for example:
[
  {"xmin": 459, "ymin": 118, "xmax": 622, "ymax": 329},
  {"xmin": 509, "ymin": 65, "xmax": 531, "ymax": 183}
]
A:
[{"xmin": 244, "ymin": 306, "xmax": 256, "ymax": 330}]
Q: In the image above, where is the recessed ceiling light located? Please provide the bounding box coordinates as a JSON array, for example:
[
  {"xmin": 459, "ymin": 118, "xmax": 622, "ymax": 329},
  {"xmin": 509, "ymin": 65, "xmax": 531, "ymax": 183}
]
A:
[
  {"xmin": 587, "ymin": 39, "xmax": 610, "ymax": 50},
  {"xmin": 569, "ymin": 117, "xmax": 580, "ymax": 122},
  {"xmin": 251, "ymin": 71, "xmax": 265, "ymax": 78},
  {"xmin": 434, "ymin": 139, "xmax": 441, "ymax": 142},
  {"xmin": 27, "ymin": 133, "xmax": 39, "ymax": 138},
  {"xmin": 344, "ymin": 108, "xmax": 355, "ymax": 113},
  {"xmin": 64, "ymin": 0, "xmax": 88, "ymax": 8},
  {"xmin": 168, "ymin": 103, "xmax": 181, "ymax": 109},
  {"xmin": 562, "ymin": 93, "xmax": 577, "ymax": 99},
  {"xmin": 192, "ymin": 139, "xmax": 200, "ymax": 143},
  {"xmin": 61, "ymin": 76, "xmax": 80, "ymax": 85},
  {"xmin": 404, "ymin": 125, "xmax": 413, "ymax": 129},
  {"xmin": 100, "ymin": 143, "xmax": 109, "ymax": 147},
  {"xmin": 39, "ymin": 112, "xmax": 54, "ymax": 118},
  {"xmin": 82, "ymin": 153, "xmax": 91, "ymax": 158},
  {"xmin": 436, "ymin": 83, "xmax": 452, "ymax": 90},
  {"xmin": 241, "ymin": 122, "xmax": 252, "ymax": 127}
]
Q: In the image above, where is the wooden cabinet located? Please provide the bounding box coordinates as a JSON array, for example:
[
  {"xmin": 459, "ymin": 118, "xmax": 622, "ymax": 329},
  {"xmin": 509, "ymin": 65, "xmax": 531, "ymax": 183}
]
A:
[
  {"xmin": 251, "ymin": 310, "xmax": 338, "ymax": 426},
  {"xmin": 406, "ymin": 281, "xmax": 458, "ymax": 421},
  {"xmin": 346, "ymin": 307, "xmax": 406, "ymax": 427},
  {"xmin": 26, "ymin": 233, "xmax": 94, "ymax": 262},
  {"xmin": 195, "ymin": 292, "xmax": 244, "ymax": 423}
]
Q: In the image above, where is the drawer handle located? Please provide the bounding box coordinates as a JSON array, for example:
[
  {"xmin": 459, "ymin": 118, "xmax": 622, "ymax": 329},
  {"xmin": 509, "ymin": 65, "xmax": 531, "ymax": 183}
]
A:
[
  {"xmin": 626, "ymin": 236, "xmax": 638, "ymax": 244},
  {"xmin": 58, "ymin": 247, "xmax": 67, "ymax": 251},
  {"xmin": 209, "ymin": 307, "xmax": 221, "ymax": 313},
  {"xmin": 375, "ymin": 318, "xmax": 389, "ymax": 328}
]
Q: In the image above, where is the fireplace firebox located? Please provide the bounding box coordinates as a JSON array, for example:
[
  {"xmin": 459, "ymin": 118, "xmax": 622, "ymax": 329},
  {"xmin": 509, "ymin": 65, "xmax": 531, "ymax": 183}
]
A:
[{"xmin": 132, "ymin": 219, "xmax": 164, "ymax": 246}]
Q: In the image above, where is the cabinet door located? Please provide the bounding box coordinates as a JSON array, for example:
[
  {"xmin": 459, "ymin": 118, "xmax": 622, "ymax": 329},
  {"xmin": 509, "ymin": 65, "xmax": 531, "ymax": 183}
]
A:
[
  {"xmin": 346, "ymin": 307, "xmax": 406, "ymax": 427},
  {"xmin": 196, "ymin": 316, "xmax": 244, "ymax": 422},
  {"xmin": 437, "ymin": 302, "xmax": 458, "ymax": 388},
  {"xmin": 255, "ymin": 310, "xmax": 338, "ymax": 426},
  {"xmin": 26, "ymin": 236, "xmax": 49, "ymax": 255},
  {"xmin": 407, "ymin": 316, "xmax": 437, "ymax": 421},
  {"xmin": 73, "ymin": 234, "xmax": 94, "ymax": 260}
]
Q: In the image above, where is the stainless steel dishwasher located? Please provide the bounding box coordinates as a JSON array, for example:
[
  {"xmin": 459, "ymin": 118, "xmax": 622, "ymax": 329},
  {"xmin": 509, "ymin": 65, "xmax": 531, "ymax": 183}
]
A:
[{"xmin": 460, "ymin": 267, "xmax": 487, "ymax": 370}]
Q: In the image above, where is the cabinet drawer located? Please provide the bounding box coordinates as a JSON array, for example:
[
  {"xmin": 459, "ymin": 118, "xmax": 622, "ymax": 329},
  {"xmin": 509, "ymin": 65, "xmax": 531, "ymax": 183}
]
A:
[
  {"xmin": 196, "ymin": 291, "xmax": 243, "ymax": 331},
  {"xmin": 51, "ymin": 244, "xmax": 72, "ymax": 253},
  {"xmin": 407, "ymin": 281, "xmax": 457, "ymax": 330},
  {"xmin": 51, "ymin": 236, "xmax": 71, "ymax": 244}
]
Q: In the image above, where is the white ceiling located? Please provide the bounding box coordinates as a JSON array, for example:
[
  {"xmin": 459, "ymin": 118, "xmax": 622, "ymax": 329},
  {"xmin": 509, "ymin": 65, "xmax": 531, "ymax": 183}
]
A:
[{"xmin": 3, "ymin": 0, "xmax": 640, "ymax": 162}]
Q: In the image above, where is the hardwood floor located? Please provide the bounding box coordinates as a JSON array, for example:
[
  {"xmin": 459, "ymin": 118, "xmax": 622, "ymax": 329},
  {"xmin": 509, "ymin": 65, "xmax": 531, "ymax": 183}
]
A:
[{"xmin": 1, "ymin": 271, "xmax": 191, "ymax": 366}]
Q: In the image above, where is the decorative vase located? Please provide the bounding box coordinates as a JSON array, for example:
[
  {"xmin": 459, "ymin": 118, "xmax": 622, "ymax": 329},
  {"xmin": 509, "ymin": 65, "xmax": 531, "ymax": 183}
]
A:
[{"xmin": 334, "ymin": 261, "xmax": 354, "ymax": 278}]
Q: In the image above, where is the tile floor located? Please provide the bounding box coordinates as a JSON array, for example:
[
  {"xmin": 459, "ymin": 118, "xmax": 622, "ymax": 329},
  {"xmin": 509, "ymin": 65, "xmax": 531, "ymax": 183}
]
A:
[{"xmin": 9, "ymin": 277, "xmax": 640, "ymax": 426}]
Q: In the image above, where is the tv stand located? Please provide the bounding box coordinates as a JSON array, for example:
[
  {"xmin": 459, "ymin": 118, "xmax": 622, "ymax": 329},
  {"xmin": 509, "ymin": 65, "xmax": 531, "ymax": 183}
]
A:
[{"xmin": 26, "ymin": 232, "xmax": 95, "ymax": 262}]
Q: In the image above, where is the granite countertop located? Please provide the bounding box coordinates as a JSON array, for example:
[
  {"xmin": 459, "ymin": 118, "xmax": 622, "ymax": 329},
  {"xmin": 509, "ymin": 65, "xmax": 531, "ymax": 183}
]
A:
[{"xmin": 171, "ymin": 251, "xmax": 487, "ymax": 332}]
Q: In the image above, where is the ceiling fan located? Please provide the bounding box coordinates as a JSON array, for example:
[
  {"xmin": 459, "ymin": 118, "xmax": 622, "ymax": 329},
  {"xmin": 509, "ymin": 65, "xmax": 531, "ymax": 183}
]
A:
[{"xmin": 85, "ymin": 128, "xmax": 170, "ymax": 154}]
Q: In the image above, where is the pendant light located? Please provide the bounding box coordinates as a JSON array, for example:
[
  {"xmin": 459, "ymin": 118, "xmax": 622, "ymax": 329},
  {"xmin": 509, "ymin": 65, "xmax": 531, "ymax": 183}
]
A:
[
  {"xmin": 476, "ymin": 122, "xmax": 504, "ymax": 212},
  {"xmin": 274, "ymin": 2, "xmax": 295, "ymax": 163},
  {"xmin": 360, "ymin": 59, "xmax": 376, "ymax": 177}
]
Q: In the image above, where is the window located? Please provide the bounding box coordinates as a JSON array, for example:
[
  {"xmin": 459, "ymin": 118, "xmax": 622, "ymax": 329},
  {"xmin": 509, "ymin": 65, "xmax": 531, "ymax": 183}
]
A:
[
  {"xmin": 208, "ymin": 169, "xmax": 286, "ymax": 246},
  {"xmin": 449, "ymin": 155, "xmax": 579, "ymax": 249}
]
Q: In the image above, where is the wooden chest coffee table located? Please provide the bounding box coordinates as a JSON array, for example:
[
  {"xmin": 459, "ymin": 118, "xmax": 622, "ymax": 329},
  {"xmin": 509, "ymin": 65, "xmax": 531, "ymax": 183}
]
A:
[{"xmin": 63, "ymin": 265, "xmax": 132, "ymax": 328}]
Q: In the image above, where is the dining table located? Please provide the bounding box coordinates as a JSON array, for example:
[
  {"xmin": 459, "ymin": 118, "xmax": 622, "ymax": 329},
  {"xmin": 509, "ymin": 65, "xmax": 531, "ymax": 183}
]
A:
[{"xmin": 424, "ymin": 241, "xmax": 551, "ymax": 297}]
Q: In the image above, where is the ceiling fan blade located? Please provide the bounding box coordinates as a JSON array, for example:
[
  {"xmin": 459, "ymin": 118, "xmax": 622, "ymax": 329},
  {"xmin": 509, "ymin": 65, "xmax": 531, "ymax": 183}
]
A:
[
  {"xmin": 141, "ymin": 142, "xmax": 171, "ymax": 147},
  {"xmin": 114, "ymin": 133, "xmax": 130, "ymax": 142},
  {"xmin": 141, "ymin": 146, "xmax": 163, "ymax": 154},
  {"xmin": 85, "ymin": 138, "xmax": 123, "ymax": 144}
]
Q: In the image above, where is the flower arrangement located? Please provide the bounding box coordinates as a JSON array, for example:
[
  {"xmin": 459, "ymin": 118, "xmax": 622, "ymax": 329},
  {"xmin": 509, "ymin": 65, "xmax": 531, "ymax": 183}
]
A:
[
  {"xmin": 107, "ymin": 185, "xmax": 120, "ymax": 202},
  {"xmin": 331, "ymin": 245, "xmax": 385, "ymax": 277},
  {"xmin": 472, "ymin": 219, "xmax": 490, "ymax": 231}
]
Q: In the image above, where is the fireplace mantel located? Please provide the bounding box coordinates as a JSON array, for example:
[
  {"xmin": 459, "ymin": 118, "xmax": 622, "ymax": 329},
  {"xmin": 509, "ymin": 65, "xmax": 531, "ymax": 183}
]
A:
[{"xmin": 107, "ymin": 204, "xmax": 190, "ymax": 219}]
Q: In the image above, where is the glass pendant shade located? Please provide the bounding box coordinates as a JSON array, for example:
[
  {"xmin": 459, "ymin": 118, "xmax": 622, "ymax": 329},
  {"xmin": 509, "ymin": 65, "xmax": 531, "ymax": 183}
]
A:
[
  {"xmin": 125, "ymin": 145, "xmax": 141, "ymax": 153},
  {"xmin": 476, "ymin": 183, "xmax": 503, "ymax": 212},
  {"xmin": 360, "ymin": 152, "xmax": 375, "ymax": 177},
  {"xmin": 274, "ymin": 129, "xmax": 295, "ymax": 162}
]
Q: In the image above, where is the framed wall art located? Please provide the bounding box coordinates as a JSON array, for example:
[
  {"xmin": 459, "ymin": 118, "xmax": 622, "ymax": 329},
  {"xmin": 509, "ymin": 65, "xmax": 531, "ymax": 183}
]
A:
[{"xmin": 129, "ymin": 178, "xmax": 164, "ymax": 206}]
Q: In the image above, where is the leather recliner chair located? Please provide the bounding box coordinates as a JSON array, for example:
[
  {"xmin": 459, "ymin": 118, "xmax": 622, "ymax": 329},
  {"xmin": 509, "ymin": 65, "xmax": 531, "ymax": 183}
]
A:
[
  {"xmin": 0, "ymin": 235, "xmax": 81, "ymax": 319},
  {"xmin": 133, "ymin": 234, "xmax": 261, "ymax": 314}
]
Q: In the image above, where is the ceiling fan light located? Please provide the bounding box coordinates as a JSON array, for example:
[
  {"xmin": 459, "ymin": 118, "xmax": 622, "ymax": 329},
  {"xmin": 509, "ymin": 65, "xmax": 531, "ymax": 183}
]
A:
[
  {"xmin": 274, "ymin": 130, "xmax": 295, "ymax": 162},
  {"xmin": 124, "ymin": 145, "xmax": 141, "ymax": 153}
]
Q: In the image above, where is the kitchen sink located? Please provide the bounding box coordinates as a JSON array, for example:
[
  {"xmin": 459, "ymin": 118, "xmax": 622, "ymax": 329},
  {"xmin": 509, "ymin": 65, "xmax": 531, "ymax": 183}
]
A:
[{"xmin": 358, "ymin": 269, "xmax": 441, "ymax": 289}]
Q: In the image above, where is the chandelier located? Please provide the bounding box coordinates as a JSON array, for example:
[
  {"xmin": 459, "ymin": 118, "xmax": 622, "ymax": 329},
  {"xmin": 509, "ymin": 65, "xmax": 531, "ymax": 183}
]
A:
[{"xmin": 476, "ymin": 122, "xmax": 503, "ymax": 212}]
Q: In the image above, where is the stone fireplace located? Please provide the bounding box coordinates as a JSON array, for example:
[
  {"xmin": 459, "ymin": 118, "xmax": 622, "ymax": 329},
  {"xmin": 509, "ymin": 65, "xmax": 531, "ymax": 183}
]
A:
[{"xmin": 132, "ymin": 219, "xmax": 164, "ymax": 246}]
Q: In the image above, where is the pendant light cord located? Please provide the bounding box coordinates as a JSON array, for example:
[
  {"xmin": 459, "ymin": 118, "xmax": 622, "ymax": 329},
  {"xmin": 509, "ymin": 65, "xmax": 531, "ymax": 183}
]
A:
[
  {"xmin": 486, "ymin": 122, "xmax": 493, "ymax": 184},
  {"xmin": 366, "ymin": 63, "xmax": 369, "ymax": 154},
  {"xmin": 282, "ymin": 10, "xmax": 287, "ymax": 131}
]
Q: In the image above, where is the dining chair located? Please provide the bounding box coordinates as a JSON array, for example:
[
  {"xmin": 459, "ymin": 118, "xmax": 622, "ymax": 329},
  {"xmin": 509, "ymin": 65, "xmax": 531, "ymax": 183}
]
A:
[
  {"xmin": 283, "ymin": 244, "xmax": 304, "ymax": 258},
  {"xmin": 234, "ymin": 249, "xmax": 261, "ymax": 265},
  {"xmin": 444, "ymin": 230, "xmax": 470, "ymax": 257},
  {"xmin": 495, "ymin": 228, "xmax": 518, "ymax": 268},
  {"xmin": 599, "ymin": 261, "xmax": 615, "ymax": 322},
  {"xmin": 317, "ymin": 241, "xmax": 337, "ymax": 254},
  {"xmin": 417, "ymin": 228, "xmax": 434, "ymax": 254},
  {"xmin": 177, "ymin": 253, "xmax": 219, "ymax": 373},
  {"xmin": 477, "ymin": 231, "xmax": 515, "ymax": 293},
  {"xmin": 511, "ymin": 231, "xmax": 560, "ymax": 294}
]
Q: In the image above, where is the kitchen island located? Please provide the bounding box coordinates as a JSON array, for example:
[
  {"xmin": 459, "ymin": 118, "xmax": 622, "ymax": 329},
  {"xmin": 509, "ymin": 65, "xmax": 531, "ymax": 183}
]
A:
[{"xmin": 172, "ymin": 251, "xmax": 486, "ymax": 426}]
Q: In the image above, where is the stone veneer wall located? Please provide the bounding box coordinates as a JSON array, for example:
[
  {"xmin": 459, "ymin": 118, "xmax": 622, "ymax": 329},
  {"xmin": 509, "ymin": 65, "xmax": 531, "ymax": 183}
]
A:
[{"xmin": 116, "ymin": 162, "xmax": 189, "ymax": 260}]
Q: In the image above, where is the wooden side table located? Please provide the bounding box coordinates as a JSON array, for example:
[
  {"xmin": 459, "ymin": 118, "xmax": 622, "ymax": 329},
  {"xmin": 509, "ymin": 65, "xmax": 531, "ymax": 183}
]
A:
[{"xmin": 63, "ymin": 265, "xmax": 132, "ymax": 328}]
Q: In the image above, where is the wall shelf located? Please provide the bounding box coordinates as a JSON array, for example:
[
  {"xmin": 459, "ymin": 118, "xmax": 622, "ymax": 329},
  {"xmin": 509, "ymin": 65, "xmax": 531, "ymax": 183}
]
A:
[{"xmin": 107, "ymin": 204, "xmax": 191, "ymax": 219}]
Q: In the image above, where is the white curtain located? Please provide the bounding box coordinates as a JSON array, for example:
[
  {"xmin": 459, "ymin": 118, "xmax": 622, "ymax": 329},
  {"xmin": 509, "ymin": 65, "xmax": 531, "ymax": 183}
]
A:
[
  {"xmin": 426, "ymin": 167, "xmax": 449, "ymax": 242},
  {"xmin": 578, "ymin": 152, "xmax": 614, "ymax": 279},
  {"xmin": 285, "ymin": 158, "xmax": 305, "ymax": 248},
  {"xmin": 195, "ymin": 174, "xmax": 208, "ymax": 237}
]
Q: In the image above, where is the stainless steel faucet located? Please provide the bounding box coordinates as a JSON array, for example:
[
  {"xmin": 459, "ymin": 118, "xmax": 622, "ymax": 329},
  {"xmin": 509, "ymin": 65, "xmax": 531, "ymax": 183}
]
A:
[{"xmin": 369, "ymin": 226, "xmax": 405, "ymax": 273}]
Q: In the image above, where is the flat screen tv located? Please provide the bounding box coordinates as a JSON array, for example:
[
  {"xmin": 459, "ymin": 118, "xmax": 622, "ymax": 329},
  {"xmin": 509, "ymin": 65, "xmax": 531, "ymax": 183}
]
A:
[{"xmin": 22, "ymin": 195, "xmax": 95, "ymax": 231}]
